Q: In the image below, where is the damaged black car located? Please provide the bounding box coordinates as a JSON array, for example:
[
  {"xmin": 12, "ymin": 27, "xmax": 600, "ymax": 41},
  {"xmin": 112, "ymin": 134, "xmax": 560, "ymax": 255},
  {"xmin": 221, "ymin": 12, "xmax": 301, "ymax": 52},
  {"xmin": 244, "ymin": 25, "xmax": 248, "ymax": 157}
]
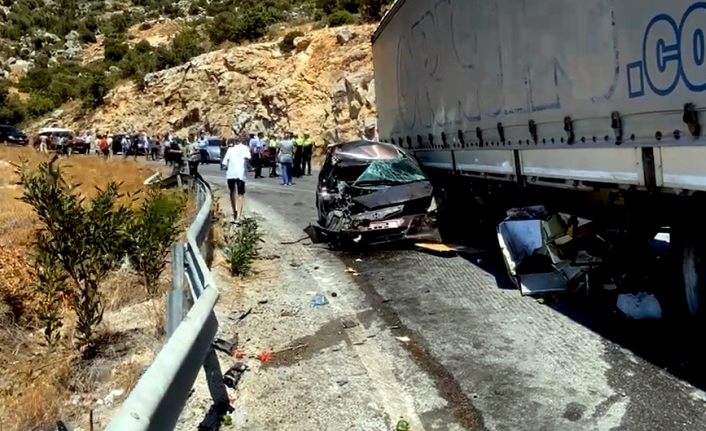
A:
[{"xmin": 306, "ymin": 140, "xmax": 441, "ymax": 247}]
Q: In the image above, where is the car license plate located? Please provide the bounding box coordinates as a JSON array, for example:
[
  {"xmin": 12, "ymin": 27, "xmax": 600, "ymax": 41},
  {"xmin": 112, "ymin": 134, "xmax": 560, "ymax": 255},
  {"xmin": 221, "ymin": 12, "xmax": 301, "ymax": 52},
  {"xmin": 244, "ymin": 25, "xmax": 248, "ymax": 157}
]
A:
[{"xmin": 369, "ymin": 220, "xmax": 400, "ymax": 230}]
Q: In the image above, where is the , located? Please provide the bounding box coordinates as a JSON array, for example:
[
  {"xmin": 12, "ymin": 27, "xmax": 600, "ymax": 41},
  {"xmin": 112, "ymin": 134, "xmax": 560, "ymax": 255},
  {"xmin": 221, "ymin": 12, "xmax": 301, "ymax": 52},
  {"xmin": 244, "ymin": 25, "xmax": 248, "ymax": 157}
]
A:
[{"xmin": 307, "ymin": 140, "xmax": 441, "ymax": 247}]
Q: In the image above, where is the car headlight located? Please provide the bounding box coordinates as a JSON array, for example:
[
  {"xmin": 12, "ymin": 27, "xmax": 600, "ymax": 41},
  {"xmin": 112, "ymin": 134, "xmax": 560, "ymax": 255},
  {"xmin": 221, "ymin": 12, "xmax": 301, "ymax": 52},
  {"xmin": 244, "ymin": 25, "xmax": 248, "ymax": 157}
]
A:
[{"xmin": 427, "ymin": 196, "xmax": 438, "ymax": 213}]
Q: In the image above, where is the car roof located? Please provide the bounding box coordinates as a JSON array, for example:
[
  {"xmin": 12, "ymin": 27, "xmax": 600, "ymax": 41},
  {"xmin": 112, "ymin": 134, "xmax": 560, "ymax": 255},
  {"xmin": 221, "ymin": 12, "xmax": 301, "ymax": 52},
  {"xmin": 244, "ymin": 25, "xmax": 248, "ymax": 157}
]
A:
[
  {"xmin": 39, "ymin": 127, "xmax": 73, "ymax": 134},
  {"xmin": 331, "ymin": 140, "xmax": 405, "ymax": 161}
]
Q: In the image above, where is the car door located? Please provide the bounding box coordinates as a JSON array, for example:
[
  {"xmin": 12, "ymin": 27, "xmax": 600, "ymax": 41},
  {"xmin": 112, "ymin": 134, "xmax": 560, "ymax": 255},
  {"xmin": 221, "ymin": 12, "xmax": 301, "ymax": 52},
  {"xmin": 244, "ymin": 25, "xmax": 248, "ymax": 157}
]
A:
[
  {"xmin": 0, "ymin": 126, "xmax": 10, "ymax": 143},
  {"xmin": 207, "ymin": 139, "xmax": 222, "ymax": 162},
  {"xmin": 316, "ymin": 148, "xmax": 340, "ymax": 224}
]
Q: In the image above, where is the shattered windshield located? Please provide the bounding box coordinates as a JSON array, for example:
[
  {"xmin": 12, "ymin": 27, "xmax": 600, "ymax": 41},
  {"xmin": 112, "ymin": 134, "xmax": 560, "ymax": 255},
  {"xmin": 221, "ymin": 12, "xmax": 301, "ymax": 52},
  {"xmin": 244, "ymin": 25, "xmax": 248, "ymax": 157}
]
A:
[{"xmin": 353, "ymin": 157, "xmax": 428, "ymax": 186}]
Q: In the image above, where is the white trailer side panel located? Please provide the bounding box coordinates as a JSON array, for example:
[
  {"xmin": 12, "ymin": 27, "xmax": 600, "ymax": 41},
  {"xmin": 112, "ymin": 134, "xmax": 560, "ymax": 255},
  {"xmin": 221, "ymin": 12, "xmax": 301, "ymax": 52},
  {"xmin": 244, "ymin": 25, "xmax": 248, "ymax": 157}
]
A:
[
  {"xmin": 415, "ymin": 149, "xmax": 454, "ymax": 171},
  {"xmin": 659, "ymin": 147, "xmax": 706, "ymax": 190},
  {"xmin": 456, "ymin": 150, "xmax": 515, "ymax": 176},
  {"xmin": 520, "ymin": 148, "xmax": 645, "ymax": 185},
  {"xmin": 373, "ymin": 0, "xmax": 706, "ymax": 190}
]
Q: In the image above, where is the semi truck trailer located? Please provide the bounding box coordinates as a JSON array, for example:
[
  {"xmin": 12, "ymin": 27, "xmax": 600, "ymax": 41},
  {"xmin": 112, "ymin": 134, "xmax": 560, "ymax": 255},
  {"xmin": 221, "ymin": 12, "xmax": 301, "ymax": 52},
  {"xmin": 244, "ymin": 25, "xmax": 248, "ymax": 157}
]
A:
[{"xmin": 372, "ymin": 0, "xmax": 706, "ymax": 319}]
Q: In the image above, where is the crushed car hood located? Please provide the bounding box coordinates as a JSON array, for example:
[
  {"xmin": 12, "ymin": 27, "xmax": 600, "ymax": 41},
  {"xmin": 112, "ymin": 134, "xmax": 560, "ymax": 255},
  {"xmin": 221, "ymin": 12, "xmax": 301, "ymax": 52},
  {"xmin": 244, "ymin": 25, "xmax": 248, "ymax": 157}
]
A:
[
  {"xmin": 351, "ymin": 181, "xmax": 434, "ymax": 210},
  {"xmin": 308, "ymin": 180, "xmax": 441, "ymax": 247}
]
